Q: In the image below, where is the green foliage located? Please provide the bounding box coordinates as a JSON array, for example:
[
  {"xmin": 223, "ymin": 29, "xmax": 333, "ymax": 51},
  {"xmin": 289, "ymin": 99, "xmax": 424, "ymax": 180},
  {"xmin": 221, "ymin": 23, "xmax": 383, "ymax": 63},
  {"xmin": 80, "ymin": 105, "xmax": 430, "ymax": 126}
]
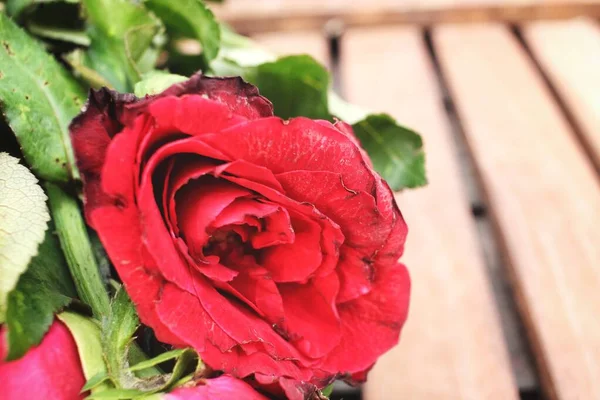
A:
[
  {"xmin": 72, "ymin": 0, "xmax": 164, "ymax": 91},
  {"xmin": 58, "ymin": 311, "xmax": 111, "ymax": 393},
  {"xmin": 353, "ymin": 114, "xmax": 427, "ymax": 190},
  {"xmin": 0, "ymin": 13, "xmax": 85, "ymax": 182},
  {"xmin": 250, "ymin": 55, "xmax": 330, "ymax": 120},
  {"xmin": 0, "ymin": 153, "xmax": 50, "ymax": 321},
  {"xmin": 98, "ymin": 287, "xmax": 196, "ymax": 394},
  {"xmin": 103, "ymin": 287, "xmax": 141, "ymax": 388},
  {"xmin": 46, "ymin": 183, "xmax": 111, "ymax": 317},
  {"xmin": 4, "ymin": 228, "xmax": 76, "ymax": 360},
  {"xmin": 145, "ymin": 0, "xmax": 220, "ymax": 65},
  {"xmin": 134, "ymin": 71, "xmax": 187, "ymax": 97}
]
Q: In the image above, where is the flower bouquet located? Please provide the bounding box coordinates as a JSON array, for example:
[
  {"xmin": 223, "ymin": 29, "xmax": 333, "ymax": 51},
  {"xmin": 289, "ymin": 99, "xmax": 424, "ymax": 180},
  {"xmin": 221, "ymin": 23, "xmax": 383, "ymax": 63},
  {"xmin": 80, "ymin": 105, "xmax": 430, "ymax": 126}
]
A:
[{"xmin": 0, "ymin": 1, "xmax": 426, "ymax": 399}]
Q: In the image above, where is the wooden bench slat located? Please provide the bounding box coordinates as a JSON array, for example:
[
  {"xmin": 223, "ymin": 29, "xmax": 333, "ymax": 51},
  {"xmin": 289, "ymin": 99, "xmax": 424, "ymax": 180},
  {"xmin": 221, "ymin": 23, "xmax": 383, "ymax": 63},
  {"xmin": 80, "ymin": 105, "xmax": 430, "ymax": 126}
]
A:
[
  {"xmin": 434, "ymin": 24, "xmax": 600, "ymax": 400},
  {"xmin": 523, "ymin": 19, "xmax": 600, "ymax": 171},
  {"xmin": 341, "ymin": 27, "xmax": 518, "ymax": 400},
  {"xmin": 213, "ymin": 0, "xmax": 600, "ymax": 34},
  {"xmin": 251, "ymin": 30, "xmax": 329, "ymax": 66}
]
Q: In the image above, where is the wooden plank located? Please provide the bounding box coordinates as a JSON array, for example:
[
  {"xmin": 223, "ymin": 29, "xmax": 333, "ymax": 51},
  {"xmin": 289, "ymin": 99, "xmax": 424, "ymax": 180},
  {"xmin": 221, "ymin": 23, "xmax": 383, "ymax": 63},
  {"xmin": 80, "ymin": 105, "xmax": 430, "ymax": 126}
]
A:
[
  {"xmin": 251, "ymin": 30, "xmax": 329, "ymax": 67},
  {"xmin": 523, "ymin": 19, "xmax": 600, "ymax": 171},
  {"xmin": 212, "ymin": 0, "xmax": 600, "ymax": 34},
  {"xmin": 342, "ymin": 27, "xmax": 518, "ymax": 400},
  {"xmin": 434, "ymin": 24, "xmax": 600, "ymax": 400}
]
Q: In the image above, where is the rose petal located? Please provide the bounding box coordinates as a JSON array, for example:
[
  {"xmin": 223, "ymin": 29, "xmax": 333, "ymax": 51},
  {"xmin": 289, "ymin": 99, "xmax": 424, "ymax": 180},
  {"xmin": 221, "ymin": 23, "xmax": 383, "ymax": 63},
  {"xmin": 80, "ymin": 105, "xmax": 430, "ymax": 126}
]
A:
[
  {"xmin": 261, "ymin": 214, "xmax": 323, "ymax": 282},
  {"xmin": 164, "ymin": 376, "xmax": 268, "ymax": 400},
  {"xmin": 228, "ymin": 266, "xmax": 285, "ymax": 324},
  {"xmin": 0, "ymin": 321, "xmax": 87, "ymax": 400},
  {"xmin": 201, "ymin": 117, "xmax": 376, "ymax": 193},
  {"xmin": 147, "ymin": 95, "xmax": 248, "ymax": 138},
  {"xmin": 129, "ymin": 74, "xmax": 274, "ymax": 120},
  {"xmin": 276, "ymin": 170, "xmax": 389, "ymax": 252},
  {"xmin": 279, "ymin": 275, "xmax": 341, "ymax": 359},
  {"xmin": 70, "ymin": 89, "xmax": 136, "ymax": 224},
  {"xmin": 219, "ymin": 174, "xmax": 345, "ymax": 280},
  {"xmin": 336, "ymin": 246, "xmax": 375, "ymax": 303},
  {"xmin": 91, "ymin": 206, "xmax": 185, "ymax": 346},
  {"xmin": 210, "ymin": 198, "xmax": 295, "ymax": 249},
  {"xmin": 319, "ymin": 262, "xmax": 410, "ymax": 373},
  {"xmin": 176, "ymin": 178, "xmax": 252, "ymax": 257}
]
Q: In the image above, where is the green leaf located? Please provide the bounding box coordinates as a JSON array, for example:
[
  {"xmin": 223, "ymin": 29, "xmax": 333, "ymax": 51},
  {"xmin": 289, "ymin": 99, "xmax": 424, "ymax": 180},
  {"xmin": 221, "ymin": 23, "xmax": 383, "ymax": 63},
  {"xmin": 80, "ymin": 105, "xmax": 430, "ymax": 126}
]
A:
[
  {"xmin": 85, "ymin": 388, "xmax": 145, "ymax": 399},
  {"xmin": 251, "ymin": 55, "xmax": 330, "ymax": 120},
  {"xmin": 27, "ymin": 22, "xmax": 90, "ymax": 46},
  {"xmin": 102, "ymin": 287, "xmax": 195, "ymax": 393},
  {"xmin": 128, "ymin": 349, "xmax": 186, "ymax": 373},
  {"xmin": 127, "ymin": 342, "xmax": 162, "ymax": 379},
  {"xmin": 65, "ymin": 49, "xmax": 115, "ymax": 89},
  {"xmin": 58, "ymin": 311, "xmax": 111, "ymax": 393},
  {"xmin": 159, "ymin": 348, "xmax": 196, "ymax": 391},
  {"xmin": 0, "ymin": 13, "xmax": 85, "ymax": 182},
  {"xmin": 352, "ymin": 114, "xmax": 426, "ymax": 190},
  {"xmin": 46, "ymin": 183, "xmax": 111, "ymax": 318},
  {"xmin": 78, "ymin": 0, "xmax": 163, "ymax": 91},
  {"xmin": 103, "ymin": 286, "xmax": 140, "ymax": 388},
  {"xmin": 0, "ymin": 153, "xmax": 50, "ymax": 321},
  {"xmin": 321, "ymin": 383, "xmax": 334, "ymax": 397},
  {"xmin": 128, "ymin": 348, "xmax": 197, "ymax": 393},
  {"xmin": 82, "ymin": 371, "xmax": 111, "ymax": 392},
  {"xmin": 4, "ymin": 226, "xmax": 76, "ymax": 360},
  {"xmin": 145, "ymin": 0, "xmax": 220, "ymax": 64},
  {"xmin": 134, "ymin": 71, "xmax": 187, "ymax": 97}
]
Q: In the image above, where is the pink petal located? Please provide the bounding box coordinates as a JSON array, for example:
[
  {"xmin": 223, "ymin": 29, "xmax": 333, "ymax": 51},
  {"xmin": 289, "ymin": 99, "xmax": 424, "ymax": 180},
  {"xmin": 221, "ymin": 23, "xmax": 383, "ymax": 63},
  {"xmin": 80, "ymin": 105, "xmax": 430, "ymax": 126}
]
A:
[
  {"xmin": 279, "ymin": 278, "xmax": 341, "ymax": 359},
  {"xmin": 319, "ymin": 262, "xmax": 410, "ymax": 373},
  {"xmin": 0, "ymin": 321, "xmax": 86, "ymax": 400},
  {"xmin": 165, "ymin": 376, "xmax": 268, "ymax": 400},
  {"xmin": 175, "ymin": 178, "xmax": 252, "ymax": 257},
  {"xmin": 201, "ymin": 117, "xmax": 376, "ymax": 193},
  {"xmin": 261, "ymin": 214, "xmax": 323, "ymax": 282}
]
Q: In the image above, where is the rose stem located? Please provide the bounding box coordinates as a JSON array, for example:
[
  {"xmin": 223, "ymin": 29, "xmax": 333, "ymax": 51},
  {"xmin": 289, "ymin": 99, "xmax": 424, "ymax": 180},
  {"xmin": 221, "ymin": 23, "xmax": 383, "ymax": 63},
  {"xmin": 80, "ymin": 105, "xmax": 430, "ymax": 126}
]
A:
[{"xmin": 46, "ymin": 183, "xmax": 111, "ymax": 318}]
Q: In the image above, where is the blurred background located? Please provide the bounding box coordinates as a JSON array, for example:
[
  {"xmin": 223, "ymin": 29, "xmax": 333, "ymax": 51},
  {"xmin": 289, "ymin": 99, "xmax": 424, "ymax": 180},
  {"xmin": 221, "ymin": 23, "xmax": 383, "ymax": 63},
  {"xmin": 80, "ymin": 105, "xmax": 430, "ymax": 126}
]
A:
[{"xmin": 213, "ymin": 1, "xmax": 600, "ymax": 400}]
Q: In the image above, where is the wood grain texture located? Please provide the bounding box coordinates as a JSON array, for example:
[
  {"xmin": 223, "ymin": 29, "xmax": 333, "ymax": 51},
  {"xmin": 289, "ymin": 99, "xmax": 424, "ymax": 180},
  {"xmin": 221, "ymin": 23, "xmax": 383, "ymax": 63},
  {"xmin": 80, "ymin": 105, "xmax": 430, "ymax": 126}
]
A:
[
  {"xmin": 212, "ymin": 0, "xmax": 600, "ymax": 33},
  {"xmin": 342, "ymin": 27, "xmax": 518, "ymax": 400},
  {"xmin": 524, "ymin": 18, "xmax": 600, "ymax": 171},
  {"xmin": 252, "ymin": 30, "xmax": 329, "ymax": 67},
  {"xmin": 434, "ymin": 24, "xmax": 600, "ymax": 400}
]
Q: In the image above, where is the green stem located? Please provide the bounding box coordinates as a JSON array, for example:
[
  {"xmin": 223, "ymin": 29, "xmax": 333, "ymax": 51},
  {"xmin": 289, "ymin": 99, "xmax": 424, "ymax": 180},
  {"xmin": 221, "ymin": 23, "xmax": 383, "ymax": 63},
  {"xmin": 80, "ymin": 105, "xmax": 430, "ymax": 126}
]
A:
[{"xmin": 46, "ymin": 183, "xmax": 110, "ymax": 318}]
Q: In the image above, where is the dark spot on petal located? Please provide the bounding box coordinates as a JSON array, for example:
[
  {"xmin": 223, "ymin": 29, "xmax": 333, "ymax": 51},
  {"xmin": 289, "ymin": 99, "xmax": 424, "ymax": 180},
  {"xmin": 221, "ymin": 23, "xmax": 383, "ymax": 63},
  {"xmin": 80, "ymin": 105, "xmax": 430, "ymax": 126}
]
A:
[
  {"xmin": 362, "ymin": 257, "xmax": 375, "ymax": 282},
  {"xmin": 114, "ymin": 197, "xmax": 127, "ymax": 209}
]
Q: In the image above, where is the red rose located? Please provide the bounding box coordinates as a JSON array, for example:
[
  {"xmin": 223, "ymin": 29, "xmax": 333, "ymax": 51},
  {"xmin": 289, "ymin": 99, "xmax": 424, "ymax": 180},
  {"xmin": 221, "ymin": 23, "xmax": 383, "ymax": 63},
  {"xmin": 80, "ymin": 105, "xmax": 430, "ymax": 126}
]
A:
[
  {"xmin": 0, "ymin": 320, "xmax": 86, "ymax": 400},
  {"xmin": 71, "ymin": 74, "xmax": 410, "ymax": 398},
  {"xmin": 165, "ymin": 375, "xmax": 268, "ymax": 400}
]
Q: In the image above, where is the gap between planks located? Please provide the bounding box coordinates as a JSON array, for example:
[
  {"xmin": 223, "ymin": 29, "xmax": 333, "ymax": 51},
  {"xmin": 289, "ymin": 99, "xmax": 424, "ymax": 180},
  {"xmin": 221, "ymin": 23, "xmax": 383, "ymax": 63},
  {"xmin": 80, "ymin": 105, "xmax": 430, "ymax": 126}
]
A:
[
  {"xmin": 434, "ymin": 23, "xmax": 600, "ymax": 400},
  {"xmin": 341, "ymin": 26, "xmax": 518, "ymax": 400},
  {"xmin": 520, "ymin": 18, "xmax": 600, "ymax": 173}
]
